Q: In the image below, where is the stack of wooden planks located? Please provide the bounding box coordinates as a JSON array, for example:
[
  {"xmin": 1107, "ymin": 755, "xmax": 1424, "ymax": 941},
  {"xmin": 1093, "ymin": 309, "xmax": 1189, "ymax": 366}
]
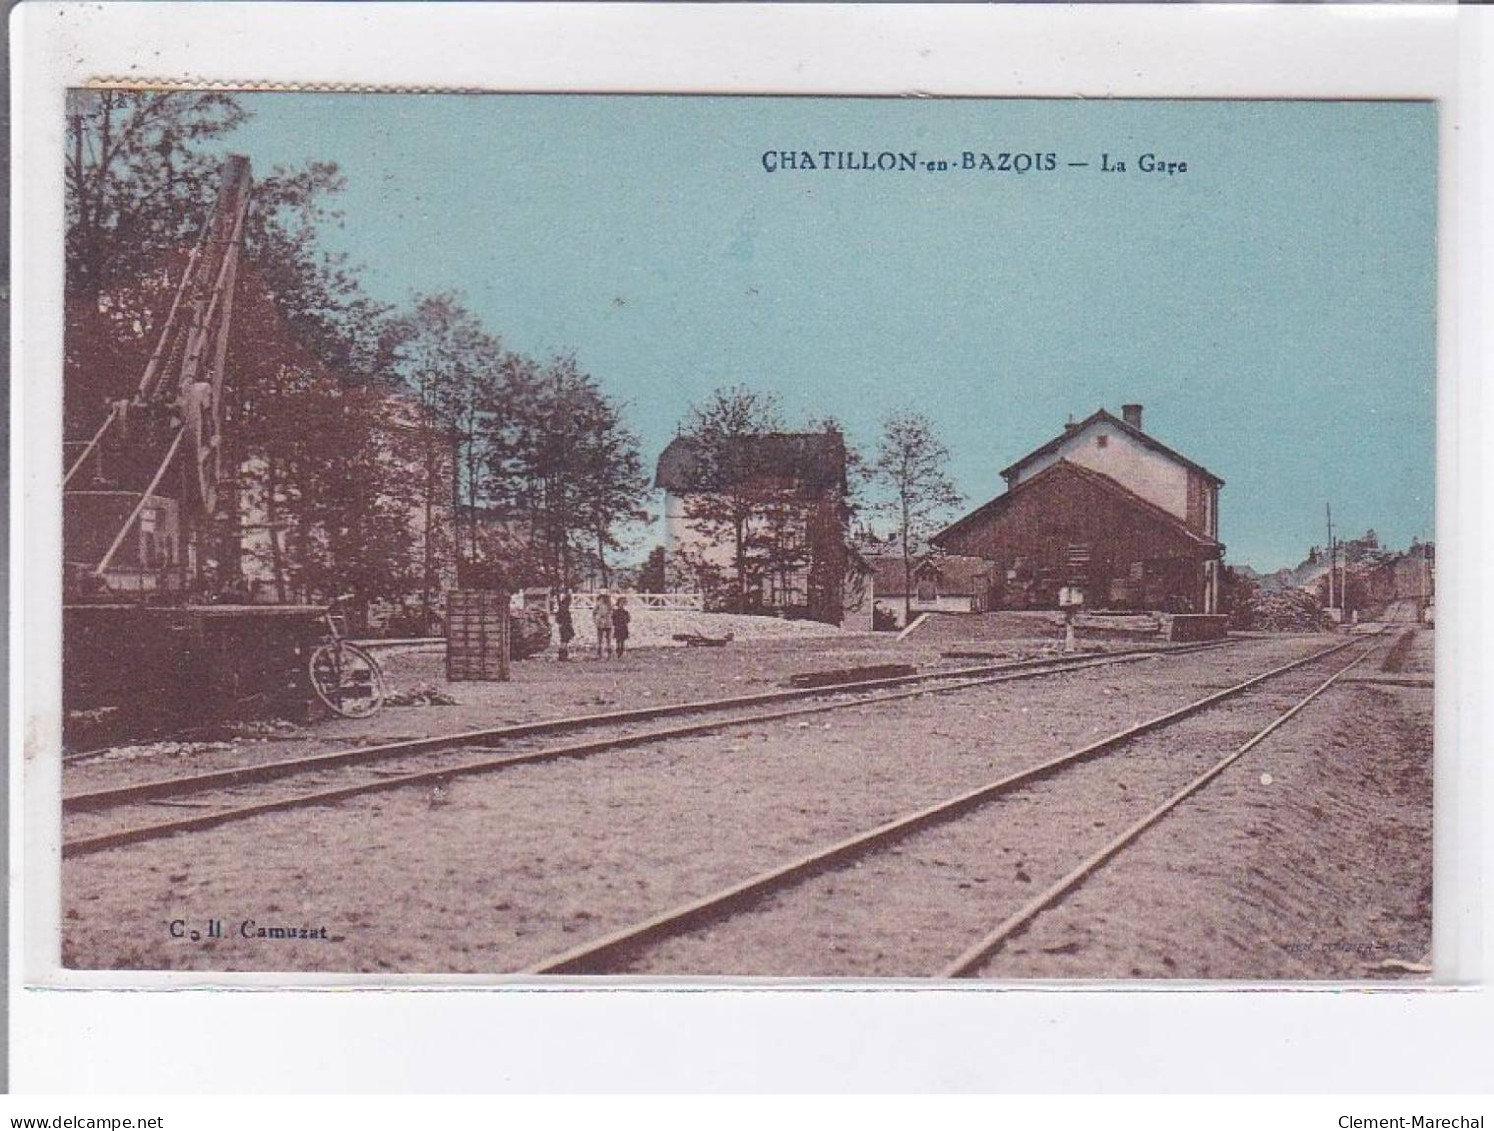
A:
[{"xmin": 446, "ymin": 590, "xmax": 511, "ymax": 681}]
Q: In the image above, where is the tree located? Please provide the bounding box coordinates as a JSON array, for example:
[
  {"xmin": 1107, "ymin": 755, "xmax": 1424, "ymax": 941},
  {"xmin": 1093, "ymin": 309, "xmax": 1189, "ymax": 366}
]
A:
[
  {"xmin": 670, "ymin": 390, "xmax": 852, "ymax": 619},
  {"xmin": 1342, "ymin": 528, "xmax": 1388, "ymax": 566},
  {"xmin": 673, "ymin": 386, "xmax": 786, "ymax": 610},
  {"xmin": 871, "ymin": 411, "xmax": 964, "ymax": 624},
  {"xmin": 65, "ymin": 89, "xmax": 250, "ymax": 301},
  {"xmin": 63, "ymin": 88, "xmax": 424, "ymax": 617},
  {"xmin": 235, "ymin": 364, "xmax": 418, "ymax": 622},
  {"xmin": 64, "ymin": 91, "xmax": 254, "ymax": 436},
  {"xmin": 485, "ymin": 353, "xmax": 649, "ymax": 590},
  {"xmin": 1218, "ymin": 565, "xmax": 1261, "ymax": 630},
  {"xmin": 638, "ymin": 546, "xmax": 667, "ymax": 593},
  {"xmin": 388, "ymin": 292, "xmax": 503, "ymax": 626},
  {"xmin": 228, "ymin": 154, "xmax": 414, "ymax": 602}
]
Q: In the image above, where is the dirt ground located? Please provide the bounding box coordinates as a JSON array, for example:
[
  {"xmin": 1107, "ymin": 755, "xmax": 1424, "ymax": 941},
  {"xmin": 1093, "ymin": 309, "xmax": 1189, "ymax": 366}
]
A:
[
  {"xmin": 59, "ymin": 629, "xmax": 1432, "ymax": 980},
  {"xmin": 982, "ymin": 680, "xmax": 1433, "ymax": 980},
  {"xmin": 636, "ymin": 643, "xmax": 1431, "ymax": 979},
  {"xmin": 62, "ymin": 618, "xmax": 1105, "ymax": 795}
]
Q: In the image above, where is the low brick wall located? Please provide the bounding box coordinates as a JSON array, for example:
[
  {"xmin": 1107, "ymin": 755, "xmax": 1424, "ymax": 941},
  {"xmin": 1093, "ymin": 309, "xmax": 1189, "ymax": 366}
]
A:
[{"xmin": 1159, "ymin": 614, "xmax": 1229, "ymax": 642}]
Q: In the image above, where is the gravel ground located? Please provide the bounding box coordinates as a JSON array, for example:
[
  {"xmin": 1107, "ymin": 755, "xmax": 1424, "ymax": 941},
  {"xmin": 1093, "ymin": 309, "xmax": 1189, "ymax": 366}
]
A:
[
  {"xmin": 61, "ymin": 630, "xmax": 1093, "ymax": 795},
  {"xmin": 981, "ymin": 680, "xmax": 1432, "ymax": 980},
  {"xmin": 60, "ymin": 651, "xmax": 1174, "ymax": 846},
  {"xmin": 60, "ymin": 633, "xmax": 1424, "ymax": 977},
  {"xmin": 1381, "ymin": 627, "xmax": 1434, "ymax": 675},
  {"xmin": 625, "ymin": 653, "xmax": 1398, "ymax": 978}
]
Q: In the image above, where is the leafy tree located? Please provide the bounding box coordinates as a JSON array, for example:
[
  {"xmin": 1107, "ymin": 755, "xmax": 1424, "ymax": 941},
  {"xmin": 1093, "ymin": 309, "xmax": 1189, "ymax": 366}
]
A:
[
  {"xmin": 63, "ymin": 89, "xmax": 422, "ymax": 618},
  {"xmin": 1218, "ymin": 565, "xmax": 1261, "ymax": 630},
  {"xmin": 1342, "ymin": 529, "xmax": 1388, "ymax": 566},
  {"xmin": 234, "ymin": 364, "xmax": 418, "ymax": 623},
  {"xmin": 388, "ymin": 292, "xmax": 503, "ymax": 625},
  {"xmin": 64, "ymin": 91, "xmax": 252, "ymax": 435},
  {"xmin": 638, "ymin": 546, "xmax": 667, "ymax": 593},
  {"xmin": 870, "ymin": 410, "xmax": 964, "ymax": 624},
  {"xmin": 225, "ymin": 163, "xmax": 421, "ymax": 618},
  {"xmin": 672, "ymin": 386, "xmax": 785, "ymax": 610},
  {"xmin": 65, "ymin": 89, "xmax": 250, "ymax": 301},
  {"xmin": 486, "ymin": 353, "xmax": 649, "ymax": 590},
  {"xmin": 670, "ymin": 389, "xmax": 852, "ymax": 619}
]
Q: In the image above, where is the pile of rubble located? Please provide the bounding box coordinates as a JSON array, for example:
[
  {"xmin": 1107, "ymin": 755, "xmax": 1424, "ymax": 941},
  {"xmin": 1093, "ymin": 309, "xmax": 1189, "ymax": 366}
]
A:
[
  {"xmin": 225, "ymin": 718, "xmax": 302, "ymax": 739},
  {"xmin": 511, "ymin": 605, "xmax": 554, "ymax": 659},
  {"xmin": 78, "ymin": 739, "xmax": 236, "ymax": 765},
  {"xmin": 629, "ymin": 609, "xmax": 840, "ymax": 648},
  {"xmin": 385, "ymin": 683, "xmax": 459, "ymax": 708},
  {"xmin": 1233, "ymin": 588, "xmax": 1334, "ymax": 632}
]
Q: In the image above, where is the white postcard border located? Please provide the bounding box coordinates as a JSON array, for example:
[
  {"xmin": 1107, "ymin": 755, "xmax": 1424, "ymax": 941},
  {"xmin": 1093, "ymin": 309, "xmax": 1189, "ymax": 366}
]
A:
[{"xmin": 10, "ymin": 1, "xmax": 1492, "ymax": 1092}]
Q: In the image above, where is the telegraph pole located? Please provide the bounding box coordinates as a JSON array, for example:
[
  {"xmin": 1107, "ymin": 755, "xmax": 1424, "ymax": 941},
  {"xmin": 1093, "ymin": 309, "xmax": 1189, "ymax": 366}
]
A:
[{"xmin": 1325, "ymin": 502, "xmax": 1336, "ymax": 615}]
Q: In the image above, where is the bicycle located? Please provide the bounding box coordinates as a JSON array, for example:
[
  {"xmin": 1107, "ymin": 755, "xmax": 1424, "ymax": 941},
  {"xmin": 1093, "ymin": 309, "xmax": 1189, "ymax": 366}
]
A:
[{"xmin": 307, "ymin": 594, "xmax": 388, "ymax": 719}]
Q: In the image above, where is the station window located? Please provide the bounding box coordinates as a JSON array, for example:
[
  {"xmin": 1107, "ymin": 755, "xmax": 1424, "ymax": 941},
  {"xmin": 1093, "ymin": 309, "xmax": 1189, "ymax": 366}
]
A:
[{"xmin": 1096, "ymin": 434, "xmax": 1109, "ymax": 449}]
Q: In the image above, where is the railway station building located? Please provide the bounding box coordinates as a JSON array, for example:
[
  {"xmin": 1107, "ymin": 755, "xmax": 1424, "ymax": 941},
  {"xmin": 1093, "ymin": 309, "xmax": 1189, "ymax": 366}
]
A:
[{"xmin": 931, "ymin": 405, "xmax": 1225, "ymax": 614}]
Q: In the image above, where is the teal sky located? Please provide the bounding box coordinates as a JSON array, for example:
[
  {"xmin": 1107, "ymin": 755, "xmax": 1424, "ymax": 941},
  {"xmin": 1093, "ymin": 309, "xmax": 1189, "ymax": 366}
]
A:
[{"xmin": 227, "ymin": 94, "xmax": 1436, "ymax": 571}]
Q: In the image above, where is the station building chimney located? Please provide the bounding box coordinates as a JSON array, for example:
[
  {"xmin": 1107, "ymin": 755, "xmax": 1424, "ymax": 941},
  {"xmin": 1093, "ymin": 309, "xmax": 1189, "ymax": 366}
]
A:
[{"xmin": 1121, "ymin": 403, "xmax": 1144, "ymax": 431}]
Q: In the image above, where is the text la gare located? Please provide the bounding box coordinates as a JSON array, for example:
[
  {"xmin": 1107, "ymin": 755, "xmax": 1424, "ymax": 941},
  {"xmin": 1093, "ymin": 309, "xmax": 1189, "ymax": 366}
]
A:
[{"xmin": 1103, "ymin": 153, "xmax": 1189, "ymax": 174}]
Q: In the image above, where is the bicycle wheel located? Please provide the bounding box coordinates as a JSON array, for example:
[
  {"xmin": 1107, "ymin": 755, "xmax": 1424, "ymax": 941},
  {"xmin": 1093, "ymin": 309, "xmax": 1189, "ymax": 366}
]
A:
[{"xmin": 308, "ymin": 642, "xmax": 388, "ymax": 718}]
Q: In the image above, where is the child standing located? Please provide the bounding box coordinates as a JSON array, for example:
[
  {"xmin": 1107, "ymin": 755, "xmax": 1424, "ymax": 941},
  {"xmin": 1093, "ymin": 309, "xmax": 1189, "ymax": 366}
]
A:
[
  {"xmin": 611, "ymin": 596, "xmax": 631, "ymax": 656},
  {"xmin": 593, "ymin": 591, "xmax": 614, "ymax": 657}
]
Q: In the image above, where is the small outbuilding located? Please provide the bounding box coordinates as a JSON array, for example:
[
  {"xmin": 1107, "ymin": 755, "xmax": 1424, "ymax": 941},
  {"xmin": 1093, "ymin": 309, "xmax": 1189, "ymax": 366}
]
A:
[{"xmin": 867, "ymin": 553, "xmax": 997, "ymax": 628}]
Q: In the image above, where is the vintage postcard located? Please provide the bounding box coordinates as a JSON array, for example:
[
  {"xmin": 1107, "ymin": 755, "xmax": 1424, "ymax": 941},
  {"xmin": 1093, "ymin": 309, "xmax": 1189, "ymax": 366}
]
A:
[{"xmin": 52, "ymin": 91, "xmax": 1435, "ymax": 980}]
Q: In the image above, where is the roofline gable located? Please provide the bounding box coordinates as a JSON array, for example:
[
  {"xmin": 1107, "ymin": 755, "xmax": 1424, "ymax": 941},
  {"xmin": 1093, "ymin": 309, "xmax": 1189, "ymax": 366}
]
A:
[
  {"xmin": 999, "ymin": 409, "xmax": 1225, "ymax": 488},
  {"xmin": 932, "ymin": 458, "xmax": 1224, "ymax": 551}
]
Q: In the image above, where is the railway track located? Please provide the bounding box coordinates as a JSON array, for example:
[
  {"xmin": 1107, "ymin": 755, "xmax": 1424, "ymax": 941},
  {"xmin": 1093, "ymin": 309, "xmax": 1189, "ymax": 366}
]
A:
[
  {"xmin": 521, "ymin": 632, "xmax": 1381, "ymax": 976},
  {"xmin": 62, "ymin": 639, "xmax": 1234, "ymax": 858}
]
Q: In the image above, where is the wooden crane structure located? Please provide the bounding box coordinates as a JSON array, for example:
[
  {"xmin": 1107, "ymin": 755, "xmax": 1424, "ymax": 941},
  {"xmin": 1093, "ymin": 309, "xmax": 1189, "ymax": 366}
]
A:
[
  {"xmin": 64, "ymin": 154, "xmax": 252, "ymax": 596},
  {"xmin": 62, "ymin": 155, "xmax": 324, "ymax": 743}
]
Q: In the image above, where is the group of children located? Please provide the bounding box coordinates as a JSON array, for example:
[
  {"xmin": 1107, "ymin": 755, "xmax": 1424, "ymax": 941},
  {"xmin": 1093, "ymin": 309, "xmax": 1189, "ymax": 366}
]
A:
[{"xmin": 552, "ymin": 591, "xmax": 631, "ymax": 661}]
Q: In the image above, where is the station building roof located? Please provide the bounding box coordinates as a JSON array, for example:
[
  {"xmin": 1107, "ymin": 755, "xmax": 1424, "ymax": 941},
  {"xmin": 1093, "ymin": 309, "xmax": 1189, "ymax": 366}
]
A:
[
  {"xmin": 655, "ymin": 431, "xmax": 847, "ymax": 495},
  {"xmin": 1000, "ymin": 408, "xmax": 1225, "ymax": 489}
]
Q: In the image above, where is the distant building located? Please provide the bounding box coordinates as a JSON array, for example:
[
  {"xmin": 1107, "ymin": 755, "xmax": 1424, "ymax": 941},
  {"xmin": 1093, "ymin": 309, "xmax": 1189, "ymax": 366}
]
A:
[
  {"xmin": 866, "ymin": 553, "xmax": 997, "ymax": 629},
  {"xmin": 655, "ymin": 430, "xmax": 851, "ymax": 623},
  {"xmin": 237, "ymin": 390, "xmax": 449, "ymax": 606},
  {"xmin": 933, "ymin": 405, "xmax": 1225, "ymax": 613}
]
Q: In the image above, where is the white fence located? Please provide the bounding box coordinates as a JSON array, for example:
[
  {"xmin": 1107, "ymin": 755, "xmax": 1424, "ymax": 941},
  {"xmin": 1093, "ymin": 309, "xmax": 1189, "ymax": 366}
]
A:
[{"xmin": 510, "ymin": 590, "xmax": 704, "ymax": 612}]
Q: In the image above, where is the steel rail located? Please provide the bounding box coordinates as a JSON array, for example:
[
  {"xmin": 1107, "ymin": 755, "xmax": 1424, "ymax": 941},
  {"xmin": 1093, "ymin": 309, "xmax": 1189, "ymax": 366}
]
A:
[
  {"xmin": 522, "ymin": 635, "xmax": 1372, "ymax": 975},
  {"xmin": 58, "ymin": 639, "xmax": 1208, "ymax": 767},
  {"xmin": 941, "ymin": 640, "xmax": 1379, "ymax": 977},
  {"xmin": 61, "ymin": 644, "xmax": 1237, "ymax": 858},
  {"xmin": 63, "ymin": 639, "xmax": 1231, "ymax": 815}
]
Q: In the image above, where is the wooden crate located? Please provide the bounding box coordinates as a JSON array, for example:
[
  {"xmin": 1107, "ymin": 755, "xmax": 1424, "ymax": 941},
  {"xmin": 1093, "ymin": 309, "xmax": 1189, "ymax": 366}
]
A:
[{"xmin": 446, "ymin": 590, "xmax": 511, "ymax": 681}]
